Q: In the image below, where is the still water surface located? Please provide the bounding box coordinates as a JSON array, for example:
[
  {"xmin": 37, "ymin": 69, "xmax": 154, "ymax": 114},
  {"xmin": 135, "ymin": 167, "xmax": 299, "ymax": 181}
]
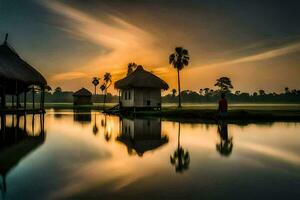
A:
[{"xmin": 0, "ymin": 110, "xmax": 300, "ymax": 200}]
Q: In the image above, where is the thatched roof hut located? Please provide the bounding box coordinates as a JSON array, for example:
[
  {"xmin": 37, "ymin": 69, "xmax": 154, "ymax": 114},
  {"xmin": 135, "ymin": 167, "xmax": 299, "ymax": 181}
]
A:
[
  {"xmin": 0, "ymin": 34, "xmax": 47, "ymax": 111},
  {"xmin": 0, "ymin": 35, "xmax": 47, "ymax": 95},
  {"xmin": 114, "ymin": 66, "xmax": 169, "ymax": 109},
  {"xmin": 73, "ymin": 88, "xmax": 92, "ymax": 105},
  {"xmin": 73, "ymin": 88, "xmax": 92, "ymax": 97},
  {"xmin": 115, "ymin": 66, "xmax": 169, "ymax": 90}
]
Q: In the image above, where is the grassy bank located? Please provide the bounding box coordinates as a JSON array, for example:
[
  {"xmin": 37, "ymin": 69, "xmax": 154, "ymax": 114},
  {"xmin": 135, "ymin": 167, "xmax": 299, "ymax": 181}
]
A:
[
  {"xmin": 43, "ymin": 103, "xmax": 300, "ymax": 122},
  {"xmin": 123, "ymin": 108, "xmax": 300, "ymax": 122}
]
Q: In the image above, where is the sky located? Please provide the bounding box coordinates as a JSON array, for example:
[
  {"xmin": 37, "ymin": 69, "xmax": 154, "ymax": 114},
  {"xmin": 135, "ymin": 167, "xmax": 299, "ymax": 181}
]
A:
[{"xmin": 0, "ymin": 0, "xmax": 300, "ymax": 94}]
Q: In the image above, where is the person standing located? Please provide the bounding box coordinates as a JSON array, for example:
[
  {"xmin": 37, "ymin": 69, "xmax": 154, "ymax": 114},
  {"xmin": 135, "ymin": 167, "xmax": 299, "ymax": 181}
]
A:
[{"xmin": 218, "ymin": 93, "xmax": 228, "ymax": 116}]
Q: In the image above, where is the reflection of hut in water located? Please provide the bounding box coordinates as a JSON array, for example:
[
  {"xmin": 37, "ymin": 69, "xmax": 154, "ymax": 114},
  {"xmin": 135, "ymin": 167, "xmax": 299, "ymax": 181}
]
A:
[
  {"xmin": 0, "ymin": 34, "xmax": 47, "ymax": 113},
  {"xmin": 73, "ymin": 88, "xmax": 92, "ymax": 105},
  {"xmin": 117, "ymin": 118, "xmax": 168, "ymax": 156},
  {"xmin": 73, "ymin": 110, "xmax": 91, "ymax": 124},
  {"xmin": 114, "ymin": 66, "xmax": 169, "ymax": 110},
  {"xmin": 0, "ymin": 114, "xmax": 45, "ymax": 197}
]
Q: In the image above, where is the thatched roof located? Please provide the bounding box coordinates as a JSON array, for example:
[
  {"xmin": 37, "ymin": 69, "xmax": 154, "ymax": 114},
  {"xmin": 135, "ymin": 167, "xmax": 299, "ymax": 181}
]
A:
[
  {"xmin": 0, "ymin": 38, "xmax": 47, "ymax": 86},
  {"xmin": 117, "ymin": 135, "xmax": 168, "ymax": 156},
  {"xmin": 73, "ymin": 88, "xmax": 92, "ymax": 97},
  {"xmin": 114, "ymin": 66, "xmax": 169, "ymax": 90}
]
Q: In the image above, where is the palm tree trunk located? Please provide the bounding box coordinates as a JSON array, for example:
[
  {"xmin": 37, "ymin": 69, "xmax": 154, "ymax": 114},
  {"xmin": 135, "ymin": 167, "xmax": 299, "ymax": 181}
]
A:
[
  {"xmin": 177, "ymin": 68, "xmax": 181, "ymax": 108},
  {"xmin": 94, "ymin": 86, "xmax": 96, "ymax": 95},
  {"xmin": 178, "ymin": 122, "xmax": 181, "ymax": 149}
]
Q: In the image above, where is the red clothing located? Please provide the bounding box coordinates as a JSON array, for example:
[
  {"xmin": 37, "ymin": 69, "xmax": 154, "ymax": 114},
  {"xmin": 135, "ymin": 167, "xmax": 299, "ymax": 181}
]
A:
[{"xmin": 218, "ymin": 98, "xmax": 228, "ymax": 113}]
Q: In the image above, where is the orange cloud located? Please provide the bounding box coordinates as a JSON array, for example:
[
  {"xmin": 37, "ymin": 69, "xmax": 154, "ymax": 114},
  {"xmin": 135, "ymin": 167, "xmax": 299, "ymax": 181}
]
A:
[{"xmin": 51, "ymin": 71, "xmax": 88, "ymax": 81}]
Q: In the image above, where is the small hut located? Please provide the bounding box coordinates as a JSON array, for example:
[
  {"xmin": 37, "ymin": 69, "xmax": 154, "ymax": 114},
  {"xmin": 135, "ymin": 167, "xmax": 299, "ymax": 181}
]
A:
[
  {"xmin": 73, "ymin": 88, "xmax": 92, "ymax": 105},
  {"xmin": 0, "ymin": 34, "xmax": 47, "ymax": 112},
  {"xmin": 114, "ymin": 66, "xmax": 169, "ymax": 110}
]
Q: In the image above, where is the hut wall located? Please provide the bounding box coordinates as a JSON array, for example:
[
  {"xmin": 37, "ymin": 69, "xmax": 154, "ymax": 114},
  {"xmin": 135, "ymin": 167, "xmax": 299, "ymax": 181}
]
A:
[
  {"xmin": 73, "ymin": 96, "xmax": 92, "ymax": 105},
  {"xmin": 133, "ymin": 88, "xmax": 161, "ymax": 108},
  {"xmin": 120, "ymin": 89, "xmax": 134, "ymax": 107}
]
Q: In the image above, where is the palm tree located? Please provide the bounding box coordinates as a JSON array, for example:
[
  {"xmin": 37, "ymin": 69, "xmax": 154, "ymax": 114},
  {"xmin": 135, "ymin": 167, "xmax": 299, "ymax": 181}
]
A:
[
  {"xmin": 169, "ymin": 47, "xmax": 190, "ymax": 108},
  {"xmin": 127, "ymin": 62, "xmax": 137, "ymax": 75},
  {"xmin": 102, "ymin": 73, "xmax": 112, "ymax": 109},
  {"xmin": 170, "ymin": 123, "xmax": 190, "ymax": 173},
  {"xmin": 92, "ymin": 77, "xmax": 100, "ymax": 95}
]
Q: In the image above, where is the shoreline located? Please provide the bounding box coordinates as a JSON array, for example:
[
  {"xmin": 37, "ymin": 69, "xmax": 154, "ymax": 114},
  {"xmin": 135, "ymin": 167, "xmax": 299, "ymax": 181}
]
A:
[
  {"xmin": 116, "ymin": 109, "xmax": 300, "ymax": 122},
  {"xmin": 41, "ymin": 104, "xmax": 300, "ymax": 123}
]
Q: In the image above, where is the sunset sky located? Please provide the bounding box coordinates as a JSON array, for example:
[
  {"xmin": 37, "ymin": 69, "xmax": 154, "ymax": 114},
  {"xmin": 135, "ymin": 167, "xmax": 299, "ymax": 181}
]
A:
[{"xmin": 0, "ymin": 0, "xmax": 300, "ymax": 94}]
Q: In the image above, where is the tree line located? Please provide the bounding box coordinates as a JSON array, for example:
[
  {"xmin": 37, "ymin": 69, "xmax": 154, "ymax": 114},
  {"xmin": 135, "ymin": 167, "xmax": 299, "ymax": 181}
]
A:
[{"xmin": 163, "ymin": 86, "xmax": 300, "ymax": 103}]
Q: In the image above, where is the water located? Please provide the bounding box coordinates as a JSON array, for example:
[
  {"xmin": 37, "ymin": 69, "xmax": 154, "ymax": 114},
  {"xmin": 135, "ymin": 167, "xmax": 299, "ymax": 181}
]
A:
[{"xmin": 0, "ymin": 110, "xmax": 300, "ymax": 200}]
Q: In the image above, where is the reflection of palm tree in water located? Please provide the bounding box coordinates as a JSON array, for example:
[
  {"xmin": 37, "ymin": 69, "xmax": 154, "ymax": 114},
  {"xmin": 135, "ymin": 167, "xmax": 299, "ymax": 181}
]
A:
[
  {"xmin": 216, "ymin": 121, "xmax": 233, "ymax": 156},
  {"xmin": 170, "ymin": 123, "xmax": 190, "ymax": 173},
  {"xmin": 101, "ymin": 114, "xmax": 112, "ymax": 141},
  {"xmin": 92, "ymin": 113, "xmax": 99, "ymax": 135}
]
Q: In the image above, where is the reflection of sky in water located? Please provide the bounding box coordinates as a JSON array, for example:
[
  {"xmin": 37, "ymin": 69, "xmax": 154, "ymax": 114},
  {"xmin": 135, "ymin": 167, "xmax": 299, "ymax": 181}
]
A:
[{"xmin": 1, "ymin": 111, "xmax": 300, "ymax": 200}]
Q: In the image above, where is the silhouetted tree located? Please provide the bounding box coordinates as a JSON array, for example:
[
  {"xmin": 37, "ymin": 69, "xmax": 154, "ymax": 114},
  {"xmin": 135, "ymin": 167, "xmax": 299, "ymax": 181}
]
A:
[
  {"xmin": 127, "ymin": 62, "xmax": 137, "ymax": 75},
  {"xmin": 54, "ymin": 87, "xmax": 62, "ymax": 94},
  {"xmin": 92, "ymin": 77, "xmax": 100, "ymax": 95},
  {"xmin": 170, "ymin": 123, "xmax": 190, "ymax": 173},
  {"xmin": 169, "ymin": 47, "xmax": 190, "ymax": 108},
  {"xmin": 291, "ymin": 89, "xmax": 297, "ymax": 95},
  {"xmin": 214, "ymin": 77, "xmax": 233, "ymax": 93},
  {"xmin": 172, "ymin": 89, "xmax": 177, "ymax": 97},
  {"xmin": 285, "ymin": 87, "xmax": 290, "ymax": 94},
  {"xmin": 235, "ymin": 91, "xmax": 241, "ymax": 95},
  {"xmin": 259, "ymin": 89, "xmax": 265, "ymax": 96},
  {"xmin": 199, "ymin": 88, "xmax": 203, "ymax": 96},
  {"xmin": 101, "ymin": 73, "xmax": 112, "ymax": 109},
  {"xmin": 203, "ymin": 88, "xmax": 210, "ymax": 96}
]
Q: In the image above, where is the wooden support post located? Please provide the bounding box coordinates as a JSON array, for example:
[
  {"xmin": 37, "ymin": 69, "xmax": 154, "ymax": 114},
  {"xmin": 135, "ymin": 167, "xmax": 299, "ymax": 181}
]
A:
[
  {"xmin": 16, "ymin": 93, "xmax": 19, "ymax": 109},
  {"xmin": 24, "ymin": 91, "xmax": 27, "ymax": 110},
  {"xmin": 12, "ymin": 95, "xmax": 14, "ymax": 108},
  {"xmin": 1, "ymin": 114, "xmax": 5, "ymax": 134},
  {"xmin": 16, "ymin": 81, "xmax": 19, "ymax": 109},
  {"xmin": 40, "ymin": 87, "xmax": 42, "ymax": 110},
  {"xmin": 42, "ymin": 87, "xmax": 45, "ymax": 110},
  {"xmin": 0, "ymin": 87, "xmax": 5, "ymax": 109},
  {"xmin": 32, "ymin": 87, "xmax": 35, "ymax": 110}
]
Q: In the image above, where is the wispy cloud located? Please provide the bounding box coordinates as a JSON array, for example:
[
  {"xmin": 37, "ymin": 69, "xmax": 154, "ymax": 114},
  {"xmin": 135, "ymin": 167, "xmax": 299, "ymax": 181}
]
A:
[
  {"xmin": 39, "ymin": 0, "xmax": 162, "ymax": 75},
  {"xmin": 200, "ymin": 41, "xmax": 300, "ymax": 68},
  {"xmin": 51, "ymin": 71, "xmax": 88, "ymax": 81}
]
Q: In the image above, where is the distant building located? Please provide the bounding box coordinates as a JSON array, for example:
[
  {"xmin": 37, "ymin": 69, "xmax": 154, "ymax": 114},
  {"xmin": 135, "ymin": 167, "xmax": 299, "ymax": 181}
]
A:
[
  {"xmin": 114, "ymin": 66, "xmax": 169, "ymax": 110},
  {"xmin": 117, "ymin": 118, "xmax": 168, "ymax": 156},
  {"xmin": 73, "ymin": 88, "xmax": 92, "ymax": 105}
]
